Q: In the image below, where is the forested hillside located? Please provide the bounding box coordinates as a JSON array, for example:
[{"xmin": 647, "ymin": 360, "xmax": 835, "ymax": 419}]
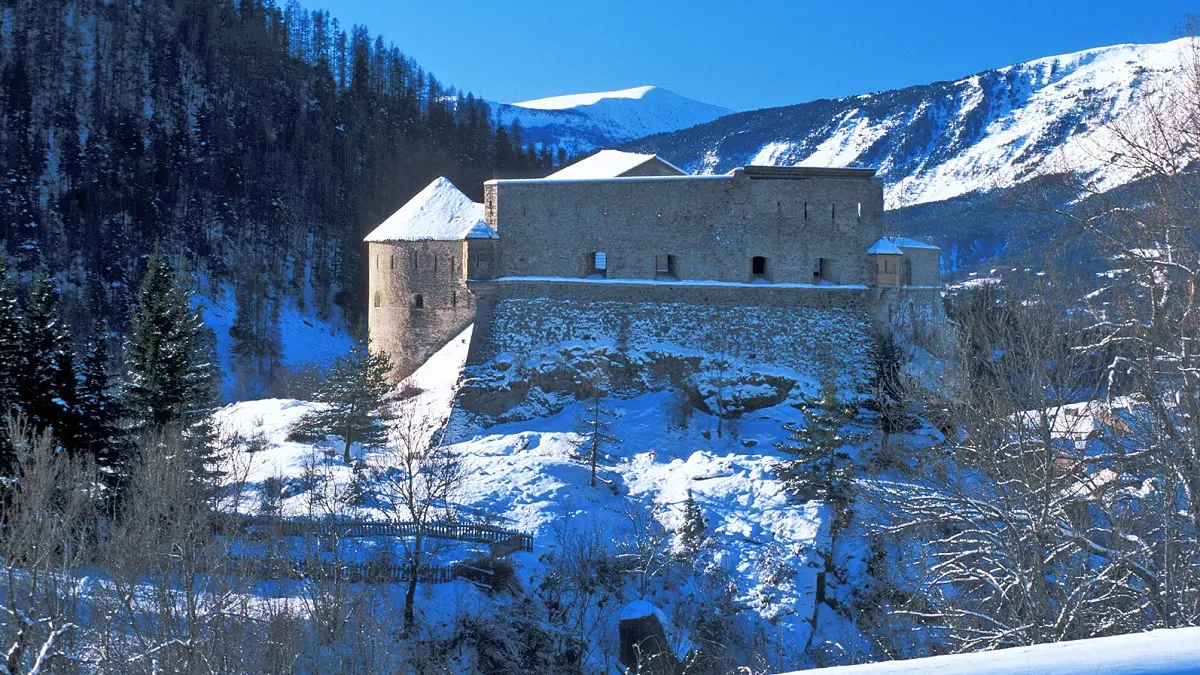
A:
[{"xmin": 0, "ymin": 0, "xmax": 555, "ymax": 378}]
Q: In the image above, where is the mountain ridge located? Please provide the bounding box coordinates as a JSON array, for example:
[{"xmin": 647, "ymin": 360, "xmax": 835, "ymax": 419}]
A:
[
  {"xmin": 492, "ymin": 85, "xmax": 733, "ymax": 154},
  {"xmin": 624, "ymin": 38, "xmax": 1194, "ymax": 209}
]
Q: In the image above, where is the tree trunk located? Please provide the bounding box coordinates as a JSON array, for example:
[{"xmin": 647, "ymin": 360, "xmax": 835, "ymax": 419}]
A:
[
  {"xmin": 589, "ymin": 435, "xmax": 598, "ymax": 487},
  {"xmin": 343, "ymin": 437, "xmax": 352, "ymax": 464},
  {"xmin": 403, "ymin": 564, "xmax": 417, "ymax": 635}
]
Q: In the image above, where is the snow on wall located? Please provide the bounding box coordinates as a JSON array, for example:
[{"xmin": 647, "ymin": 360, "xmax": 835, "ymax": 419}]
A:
[{"xmin": 454, "ymin": 297, "xmax": 875, "ymax": 426}]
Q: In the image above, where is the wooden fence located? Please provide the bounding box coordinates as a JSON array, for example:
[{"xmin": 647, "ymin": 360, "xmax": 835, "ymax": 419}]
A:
[
  {"xmin": 219, "ymin": 515, "xmax": 534, "ymax": 554},
  {"xmin": 217, "ymin": 556, "xmax": 499, "ymax": 586}
]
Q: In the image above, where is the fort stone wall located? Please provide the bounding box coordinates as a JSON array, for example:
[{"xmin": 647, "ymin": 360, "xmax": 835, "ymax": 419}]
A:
[
  {"xmin": 901, "ymin": 247, "xmax": 942, "ymax": 287},
  {"xmin": 483, "ymin": 168, "xmax": 884, "ymax": 285},
  {"xmin": 451, "ymin": 279, "xmax": 876, "ymax": 426}
]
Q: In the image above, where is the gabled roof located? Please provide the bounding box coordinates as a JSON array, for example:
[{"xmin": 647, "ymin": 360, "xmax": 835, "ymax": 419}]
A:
[
  {"xmin": 363, "ymin": 177, "xmax": 498, "ymax": 243},
  {"xmin": 545, "ymin": 150, "xmax": 685, "ymax": 180},
  {"xmin": 867, "ymin": 238, "xmax": 904, "ymax": 255}
]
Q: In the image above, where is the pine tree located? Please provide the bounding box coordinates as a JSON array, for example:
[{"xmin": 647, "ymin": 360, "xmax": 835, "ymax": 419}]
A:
[
  {"xmin": 127, "ymin": 250, "xmax": 216, "ymax": 431},
  {"xmin": 126, "ymin": 251, "xmax": 218, "ymax": 479},
  {"xmin": 774, "ymin": 382, "xmax": 859, "ymax": 526},
  {"xmin": 868, "ymin": 333, "xmax": 914, "ymax": 435},
  {"xmin": 77, "ymin": 329, "xmax": 128, "ymax": 494},
  {"xmin": 290, "ymin": 340, "xmax": 396, "ymax": 463},
  {"xmin": 570, "ymin": 381, "xmax": 619, "ymax": 487},
  {"xmin": 15, "ymin": 272, "xmax": 74, "ymax": 446},
  {"xmin": 678, "ymin": 489, "xmax": 710, "ymax": 556}
]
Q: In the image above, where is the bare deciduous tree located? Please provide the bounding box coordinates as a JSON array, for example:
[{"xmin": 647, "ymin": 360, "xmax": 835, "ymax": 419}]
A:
[
  {"xmin": 371, "ymin": 406, "xmax": 465, "ymax": 635},
  {"xmin": 0, "ymin": 419, "xmax": 94, "ymax": 674}
]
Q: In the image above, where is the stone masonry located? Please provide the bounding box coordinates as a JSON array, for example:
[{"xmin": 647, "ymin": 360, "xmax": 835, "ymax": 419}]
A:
[{"xmin": 364, "ymin": 154, "xmax": 944, "ymax": 403}]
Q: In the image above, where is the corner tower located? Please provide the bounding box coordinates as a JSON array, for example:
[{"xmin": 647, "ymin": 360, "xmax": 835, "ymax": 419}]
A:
[{"xmin": 364, "ymin": 177, "xmax": 498, "ymax": 379}]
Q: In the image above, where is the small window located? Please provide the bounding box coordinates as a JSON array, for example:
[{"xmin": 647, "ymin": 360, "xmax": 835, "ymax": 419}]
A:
[
  {"xmin": 412, "ymin": 294, "xmax": 424, "ymax": 310},
  {"xmin": 751, "ymin": 256, "xmax": 767, "ymax": 277},
  {"xmin": 587, "ymin": 251, "xmax": 608, "ymax": 277},
  {"xmin": 814, "ymin": 258, "xmax": 828, "ymax": 282},
  {"xmin": 857, "ymin": 202, "xmax": 863, "ymax": 220},
  {"xmin": 655, "ymin": 254, "xmax": 678, "ymax": 278},
  {"xmin": 803, "ymin": 202, "xmax": 809, "ymax": 220},
  {"xmin": 451, "ymin": 291, "xmax": 457, "ymax": 308},
  {"xmin": 373, "ymin": 291, "xmax": 381, "ymax": 308},
  {"xmin": 830, "ymin": 203, "xmax": 836, "ymax": 223},
  {"xmin": 389, "ymin": 254, "xmax": 395, "ymax": 270}
]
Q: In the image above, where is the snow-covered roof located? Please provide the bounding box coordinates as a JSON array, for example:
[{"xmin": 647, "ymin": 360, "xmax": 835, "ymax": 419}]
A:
[
  {"xmin": 867, "ymin": 238, "xmax": 904, "ymax": 255},
  {"xmin": 363, "ymin": 177, "xmax": 498, "ymax": 243},
  {"xmin": 546, "ymin": 150, "xmax": 685, "ymax": 180},
  {"xmin": 889, "ymin": 237, "xmax": 939, "ymax": 250}
]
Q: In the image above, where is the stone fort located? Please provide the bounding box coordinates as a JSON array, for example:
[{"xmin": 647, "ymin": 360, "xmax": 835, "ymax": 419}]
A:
[{"xmin": 365, "ymin": 151, "xmax": 943, "ymax": 423}]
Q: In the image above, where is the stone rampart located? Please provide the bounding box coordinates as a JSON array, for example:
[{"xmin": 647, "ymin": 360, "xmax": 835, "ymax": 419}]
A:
[{"xmin": 453, "ymin": 281, "xmax": 876, "ymax": 426}]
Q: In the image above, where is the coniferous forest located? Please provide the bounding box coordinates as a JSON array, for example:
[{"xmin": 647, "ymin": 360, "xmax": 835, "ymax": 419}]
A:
[{"xmin": 0, "ymin": 0, "xmax": 557, "ymax": 368}]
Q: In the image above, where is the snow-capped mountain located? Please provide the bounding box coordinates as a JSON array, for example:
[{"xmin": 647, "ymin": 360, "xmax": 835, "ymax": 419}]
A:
[
  {"xmin": 493, "ymin": 85, "xmax": 733, "ymax": 154},
  {"xmin": 626, "ymin": 39, "xmax": 1194, "ymax": 209}
]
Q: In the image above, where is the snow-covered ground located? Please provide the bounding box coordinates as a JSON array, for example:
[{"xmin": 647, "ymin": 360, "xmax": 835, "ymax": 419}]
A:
[
  {"xmin": 215, "ymin": 323, "xmax": 845, "ymax": 660},
  {"xmin": 201, "ymin": 286, "xmax": 354, "ymax": 401},
  {"xmin": 786, "ymin": 626, "xmax": 1200, "ymax": 675}
]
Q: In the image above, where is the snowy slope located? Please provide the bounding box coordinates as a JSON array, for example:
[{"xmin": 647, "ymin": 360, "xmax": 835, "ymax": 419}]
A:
[
  {"xmin": 627, "ymin": 39, "xmax": 1195, "ymax": 208},
  {"xmin": 786, "ymin": 626, "xmax": 1200, "ymax": 675},
  {"xmin": 215, "ymin": 324, "xmax": 845, "ymax": 666},
  {"xmin": 200, "ymin": 286, "xmax": 354, "ymax": 401},
  {"xmin": 494, "ymin": 85, "xmax": 733, "ymax": 154}
]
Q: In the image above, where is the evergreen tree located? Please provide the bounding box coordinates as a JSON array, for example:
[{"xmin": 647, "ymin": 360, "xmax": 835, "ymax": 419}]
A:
[
  {"xmin": 15, "ymin": 272, "xmax": 74, "ymax": 446},
  {"xmin": 126, "ymin": 251, "xmax": 218, "ymax": 479},
  {"xmin": 867, "ymin": 333, "xmax": 915, "ymax": 435},
  {"xmin": 290, "ymin": 340, "xmax": 396, "ymax": 463},
  {"xmin": 77, "ymin": 329, "xmax": 128, "ymax": 493},
  {"xmin": 678, "ymin": 489, "xmax": 710, "ymax": 557},
  {"xmin": 570, "ymin": 381, "xmax": 619, "ymax": 488},
  {"xmin": 775, "ymin": 382, "xmax": 859, "ymax": 528},
  {"xmin": 127, "ymin": 251, "xmax": 216, "ymax": 431}
]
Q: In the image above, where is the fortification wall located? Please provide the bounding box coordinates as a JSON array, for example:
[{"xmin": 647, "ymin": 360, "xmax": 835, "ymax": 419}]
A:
[
  {"xmin": 902, "ymin": 247, "xmax": 941, "ymax": 287},
  {"xmin": 875, "ymin": 286, "xmax": 951, "ymax": 354},
  {"xmin": 368, "ymin": 241, "xmax": 476, "ymax": 379},
  {"xmin": 483, "ymin": 171, "xmax": 884, "ymax": 285},
  {"xmin": 453, "ymin": 280, "xmax": 876, "ymax": 427}
]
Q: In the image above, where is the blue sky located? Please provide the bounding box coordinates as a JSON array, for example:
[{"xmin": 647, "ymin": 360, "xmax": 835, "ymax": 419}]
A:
[{"xmin": 309, "ymin": 1, "xmax": 1196, "ymax": 111}]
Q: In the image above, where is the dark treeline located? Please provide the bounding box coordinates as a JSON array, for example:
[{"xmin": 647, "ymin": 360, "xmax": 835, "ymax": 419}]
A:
[{"xmin": 0, "ymin": 0, "xmax": 561, "ymax": 387}]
